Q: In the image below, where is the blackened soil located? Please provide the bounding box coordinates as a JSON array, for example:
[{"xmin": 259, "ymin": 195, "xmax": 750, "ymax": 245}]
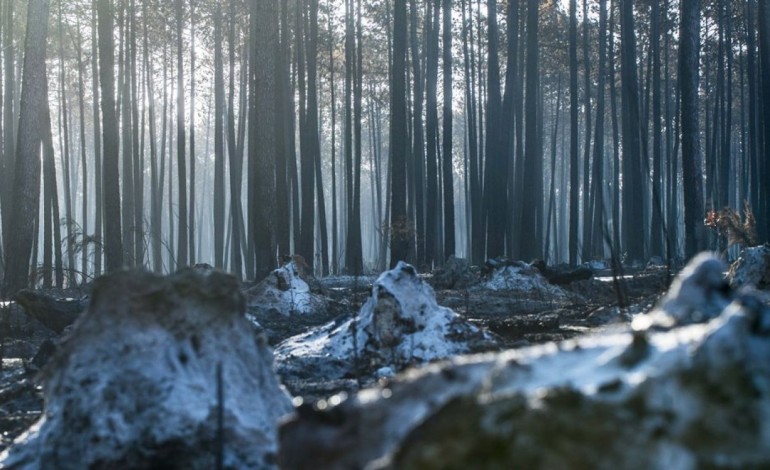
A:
[{"xmin": 0, "ymin": 266, "xmax": 671, "ymax": 450}]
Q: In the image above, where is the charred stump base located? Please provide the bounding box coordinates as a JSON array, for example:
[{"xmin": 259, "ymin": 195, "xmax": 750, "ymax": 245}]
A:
[{"xmin": 1, "ymin": 268, "xmax": 292, "ymax": 469}]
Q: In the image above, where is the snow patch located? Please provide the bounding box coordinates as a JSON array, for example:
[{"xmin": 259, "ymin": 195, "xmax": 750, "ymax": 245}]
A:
[
  {"xmin": 275, "ymin": 262, "xmax": 495, "ymax": 382},
  {"xmin": 245, "ymin": 260, "xmax": 326, "ymax": 316},
  {"xmin": 728, "ymin": 244, "xmax": 770, "ymax": 290},
  {"xmin": 482, "ymin": 262, "xmax": 567, "ymax": 297},
  {"xmin": 633, "ymin": 252, "xmax": 730, "ymax": 330}
]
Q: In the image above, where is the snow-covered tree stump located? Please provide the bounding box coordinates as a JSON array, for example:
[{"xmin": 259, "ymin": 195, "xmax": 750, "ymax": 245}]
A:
[
  {"xmin": 275, "ymin": 262, "xmax": 495, "ymax": 388},
  {"xmin": 245, "ymin": 258, "xmax": 327, "ymax": 317},
  {"xmin": 728, "ymin": 244, "xmax": 770, "ymax": 290},
  {"xmin": 1, "ymin": 267, "xmax": 292, "ymax": 469}
]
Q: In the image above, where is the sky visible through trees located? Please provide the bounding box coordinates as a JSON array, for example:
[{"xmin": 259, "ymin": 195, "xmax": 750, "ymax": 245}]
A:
[{"xmin": 0, "ymin": 0, "xmax": 767, "ymax": 294}]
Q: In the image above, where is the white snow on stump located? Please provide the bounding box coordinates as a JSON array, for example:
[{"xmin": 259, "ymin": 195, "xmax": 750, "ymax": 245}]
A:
[
  {"xmin": 728, "ymin": 245, "xmax": 770, "ymax": 290},
  {"xmin": 482, "ymin": 261, "xmax": 568, "ymax": 297},
  {"xmin": 275, "ymin": 262, "xmax": 494, "ymax": 380},
  {"xmin": 245, "ymin": 260, "xmax": 326, "ymax": 316},
  {"xmin": 631, "ymin": 252, "xmax": 730, "ymax": 331},
  {"xmin": 0, "ymin": 268, "xmax": 292, "ymax": 469}
]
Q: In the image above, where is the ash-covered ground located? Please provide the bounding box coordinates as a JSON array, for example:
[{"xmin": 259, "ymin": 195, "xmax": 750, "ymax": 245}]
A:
[{"xmin": 0, "ymin": 257, "xmax": 672, "ymax": 452}]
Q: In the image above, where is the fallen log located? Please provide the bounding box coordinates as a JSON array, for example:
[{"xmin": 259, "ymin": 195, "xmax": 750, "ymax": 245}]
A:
[
  {"xmin": 13, "ymin": 290, "xmax": 87, "ymax": 334},
  {"xmin": 531, "ymin": 259, "xmax": 593, "ymax": 285}
]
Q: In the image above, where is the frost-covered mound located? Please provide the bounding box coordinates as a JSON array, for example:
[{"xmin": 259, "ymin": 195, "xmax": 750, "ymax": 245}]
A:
[
  {"xmin": 631, "ymin": 252, "xmax": 730, "ymax": 330},
  {"xmin": 728, "ymin": 244, "xmax": 770, "ymax": 290},
  {"xmin": 245, "ymin": 259, "xmax": 327, "ymax": 316},
  {"xmin": 278, "ymin": 253, "xmax": 770, "ymax": 469},
  {"xmin": 1, "ymin": 268, "xmax": 292, "ymax": 469},
  {"xmin": 275, "ymin": 262, "xmax": 495, "ymax": 385},
  {"xmin": 481, "ymin": 260, "xmax": 568, "ymax": 297}
]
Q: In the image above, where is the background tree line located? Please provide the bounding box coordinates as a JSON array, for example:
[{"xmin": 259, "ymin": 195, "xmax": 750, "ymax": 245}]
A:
[{"xmin": 0, "ymin": 0, "xmax": 767, "ymax": 295}]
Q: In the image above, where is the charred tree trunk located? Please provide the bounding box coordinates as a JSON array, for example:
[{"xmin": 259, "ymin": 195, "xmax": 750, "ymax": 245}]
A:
[
  {"xmin": 98, "ymin": 0, "xmax": 123, "ymax": 273},
  {"xmin": 441, "ymin": 0, "xmax": 454, "ymax": 261},
  {"xmin": 390, "ymin": 0, "xmax": 409, "ymax": 267},
  {"xmin": 3, "ymin": 0, "xmax": 49, "ymax": 295},
  {"xmin": 680, "ymin": 0, "xmax": 705, "ymax": 258}
]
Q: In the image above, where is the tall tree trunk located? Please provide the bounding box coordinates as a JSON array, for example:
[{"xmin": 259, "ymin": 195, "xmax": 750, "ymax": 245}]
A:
[
  {"xmin": 119, "ymin": 3, "xmax": 135, "ymax": 267},
  {"xmin": 43, "ymin": 97, "xmax": 57, "ymax": 289},
  {"xmin": 57, "ymin": 2, "xmax": 76, "ymax": 280},
  {"xmin": 175, "ymin": 0, "xmax": 188, "ymax": 269},
  {"xmin": 461, "ymin": 0, "xmax": 483, "ymax": 265},
  {"xmin": 213, "ymin": 5, "xmax": 225, "ymax": 270},
  {"xmin": 590, "ymin": 0, "xmax": 608, "ymax": 257},
  {"xmin": 297, "ymin": 1, "xmax": 314, "ymax": 268},
  {"xmin": 484, "ymin": 0, "xmax": 505, "ymax": 259},
  {"xmin": 580, "ymin": 0, "xmax": 592, "ymax": 261},
  {"xmin": 757, "ymin": 0, "xmax": 770, "ymax": 241},
  {"xmin": 91, "ymin": 0, "xmax": 103, "ymax": 276},
  {"xmin": 76, "ymin": 22, "xmax": 89, "ymax": 282},
  {"xmin": 390, "ymin": 0, "xmax": 409, "ymax": 266},
  {"xmin": 227, "ymin": 0, "xmax": 243, "ymax": 277},
  {"xmin": 188, "ymin": 0, "xmax": 196, "ymax": 265},
  {"xmin": 328, "ymin": 6, "xmax": 338, "ymax": 274},
  {"xmin": 519, "ymin": 0, "xmax": 542, "ymax": 260},
  {"xmin": 145, "ymin": 1, "xmax": 162, "ymax": 273},
  {"xmin": 441, "ymin": 0, "xmax": 455, "ymax": 261},
  {"xmin": 664, "ymin": 0, "xmax": 677, "ymax": 259},
  {"xmin": 0, "ymin": 0, "xmax": 14, "ymax": 274},
  {"xmin": 98, "ymin": 0, "xmax": 123, "ymax": 273},
  {"xmin": 42, "ymin": 76, "xmax": 63, "ymax": 288},
  {"xmin": 609, "ymin": 0, "xmax": 621, "ymax": 260},
  {"xmin": 350, "ymin": 0, "xmax": 364, "ymax": 272},
  {"xmin": 425, "ymin": 0, "xmax": 440, "ymax": 265},
  {"xmin": 545, "ymin": 75, "xmax": 562, "ymax": 263},
  {"xmin": 649, "ymin": 0, "xmax": 664, "ymax": 257},
  {"xmin": 130, "ymin": 0, "xmax": 143, "ymax": 267},
  {"xmin": 250, "ymin": 0, "xmax": 278, "ymax": 278},
  {"xmin": 620, "ymin": 0, "xmax": 644, "ymax": 261},
  {"xmin": 680, "ymin": 0, "xmax": 705, "ymax": 257},
  {"xmin": 3, "ymin": 0, "xmax": 49, "ymax": 295},
  {"xmin": 502, "ymin": 0, "xmax": 520, "ymax": 258},
  {"xmin": 409, "ymin": 0, "xmax": 426, "ymax": 265},
  {"xmin": 274, "ymin": 0, "xmax": 291, "ymax": 260},
  {"xmin": 343, "ymin": 0, "xmax": 362, "ymax": 272},
  {"xmin": 308, "ymin": 0, "xmax": 329, "ymax": 275},
  {"xmin": 568, "ymin": 0, "xmax": 579, "ymax": 265}
]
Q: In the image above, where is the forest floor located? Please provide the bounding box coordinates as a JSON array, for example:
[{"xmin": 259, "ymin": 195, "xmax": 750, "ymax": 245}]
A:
[{"xmin": 0, "ymin": 263, "xmax": 672, "ymax": 451}]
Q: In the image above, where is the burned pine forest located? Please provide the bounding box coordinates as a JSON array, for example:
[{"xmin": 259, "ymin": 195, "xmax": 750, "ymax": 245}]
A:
[
  {"xmin": 0, "ymin": 0, "xmax": 767, "ymax": 288},
  {"xmin": 0, "ymin": 0, "xmax": 770, "ymax": 467}
]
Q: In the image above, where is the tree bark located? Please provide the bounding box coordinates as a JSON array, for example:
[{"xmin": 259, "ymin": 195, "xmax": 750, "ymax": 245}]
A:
[
  {"xmin": 441, "ymin": 0, "xmax": 454, "ymax": 261},
  {"xmin": 249, "ymin": 0, "xmax": 278, "ymax": 278},
  {"xmin": 175, "ymin": 0, "xmax": 188, "ymax": 269},
  {"xmin": 213, "ymin": 5, "xmax": 225, "ymax": 270},
  {"xmin": 620, "ymin": 0, "xmax": 645, "ymax": 261},
  {"xmin": 2, "ymin": 0, "xmax": 50, "ymax": 295},
  {"xmin": 0, "ymin": 1, "xmax": 14, "ymax": 276},
  {"xmin": 390, "ymin": 0, "xmax": 409, "ymax": 267},
  {"xmin": 98, "ymin": 0, "xmax": 123, "ymax": 273},
  {"xmin": 519, "ymin": 0, "xmax": 542, "ymax": 260},
  {"xmin": 680, "ymin": 0, "xmax": 705, "ymax": 258},
  {"xmin": 568, "ymin": 0, "xmax": 579, "ymax": 265}
]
